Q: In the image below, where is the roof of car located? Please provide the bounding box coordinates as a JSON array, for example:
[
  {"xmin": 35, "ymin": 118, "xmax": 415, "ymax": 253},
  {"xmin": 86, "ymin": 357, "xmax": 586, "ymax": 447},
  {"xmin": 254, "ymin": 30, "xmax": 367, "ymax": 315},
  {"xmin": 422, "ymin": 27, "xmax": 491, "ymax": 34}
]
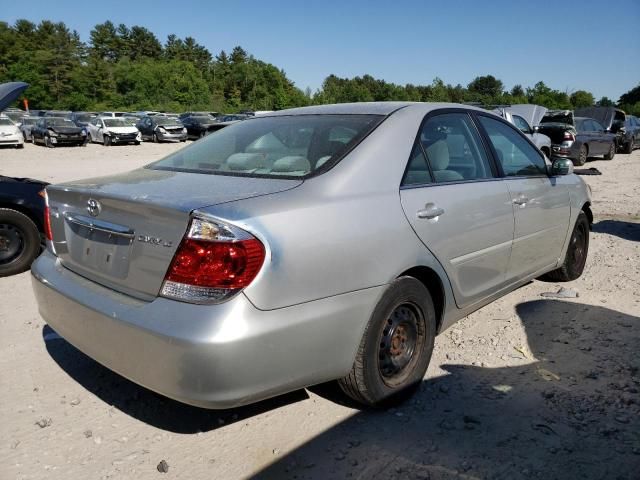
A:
[{"xmin": 263, "ymin": 102, "xmax": 476, "ymax": 117}]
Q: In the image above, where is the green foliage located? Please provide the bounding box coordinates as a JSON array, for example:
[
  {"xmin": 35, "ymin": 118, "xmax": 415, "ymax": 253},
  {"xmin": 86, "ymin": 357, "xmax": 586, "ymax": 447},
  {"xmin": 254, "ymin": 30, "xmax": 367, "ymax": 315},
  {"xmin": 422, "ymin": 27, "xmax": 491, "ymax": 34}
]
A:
[
  {"xmin": 596, "ymin": 96, "xmax": 614, "ymax": 107},
  {"xmin": 570, "ymin": 90, "xmax": 595, "ymax": 108},
  {"xmin": 0, "ymin": 19, "xmax": 309, "ymax": 112},
  {"xmin": 618, "ymin": 84, "xmax": 640, "ymax": 116}
]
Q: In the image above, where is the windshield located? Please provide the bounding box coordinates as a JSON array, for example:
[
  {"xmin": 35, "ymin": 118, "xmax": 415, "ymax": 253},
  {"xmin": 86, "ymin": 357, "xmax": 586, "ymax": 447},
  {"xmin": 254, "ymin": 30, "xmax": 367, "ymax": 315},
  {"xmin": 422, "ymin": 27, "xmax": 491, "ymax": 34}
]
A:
[
  {"xmin": 75, "ymin": 113, "xmax": 93, "ymax": 122},
  {"xmin": 149, "ymin": 114, "xmax": 383, "ymax": 178},
  {"xmin": 0, "ymin": 118, "xmax": 14, "ymax": 126},
  {"xmin": 155, "ymin": 118, "xmax": 182, "ymax": 126},
  {"xmin": 104, "ymin": 118, "xmax": 131, "ymax": 127},
  {"xmin": 47, "ymin": 118, "xmax": 76, "ymax": 127},
  {"xmin": 190, "ymin": 116, "xmax": 215, "ymax": 123}
]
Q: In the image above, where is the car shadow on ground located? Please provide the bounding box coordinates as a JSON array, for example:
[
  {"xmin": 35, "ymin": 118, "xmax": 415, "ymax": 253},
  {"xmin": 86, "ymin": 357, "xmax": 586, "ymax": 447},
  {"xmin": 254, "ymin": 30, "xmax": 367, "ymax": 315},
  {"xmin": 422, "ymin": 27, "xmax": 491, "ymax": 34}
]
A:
[
  {"xmin": 42, "ymin": 325, "xmax": 309, "ymax": 434},
  {"xmin": 592, "ymin": 219, "xmax": 640, "ymax": 242},
  {"xmin": 254, "ymin": 300, "xmax": 640, "ymax": 480}
]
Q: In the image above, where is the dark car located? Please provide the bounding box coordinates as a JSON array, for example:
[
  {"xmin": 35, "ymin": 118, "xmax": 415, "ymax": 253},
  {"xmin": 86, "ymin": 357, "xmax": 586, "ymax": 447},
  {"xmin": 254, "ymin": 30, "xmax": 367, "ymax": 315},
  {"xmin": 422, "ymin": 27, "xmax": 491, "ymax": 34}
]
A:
[
  {"xmin": 0, "ymin": 175, "xmax": 48, "ymax": 276},
  {"xmin": 622, "ymin": 115, "xmax": 640, "ymax": 153},
  {"xmin": 135, "ymin": 115, "xmax": 187, "ymax": 142},
  {"xmin": 574, "ymin": 107, "xmax": 627, "ymax": 152},
  {"xmin": 19, "ymin": 116, "xmax": 38, "ymax": 142},
  {"xmin": 180, "ymin": 115, "xmax": 220, "ymax": 139},
  {"xmin": 539, "ymin": 111, "xmax": 616, "ymax": 165},
  {"xmin": 70, "ymin": 111, "xmax": 96, "ymax": 128},
  {"xmin": 32, "ymin": 117, "xmax": 87, "ymax": 147}
]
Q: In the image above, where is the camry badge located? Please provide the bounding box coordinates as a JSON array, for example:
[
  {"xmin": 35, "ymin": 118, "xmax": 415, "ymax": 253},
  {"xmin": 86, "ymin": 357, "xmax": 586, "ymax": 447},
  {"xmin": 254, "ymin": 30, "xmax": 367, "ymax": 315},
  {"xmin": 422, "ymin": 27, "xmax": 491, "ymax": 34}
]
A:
[{"xmin": 87, "ymin": 199, "xmax": 101, "ymax": 217}]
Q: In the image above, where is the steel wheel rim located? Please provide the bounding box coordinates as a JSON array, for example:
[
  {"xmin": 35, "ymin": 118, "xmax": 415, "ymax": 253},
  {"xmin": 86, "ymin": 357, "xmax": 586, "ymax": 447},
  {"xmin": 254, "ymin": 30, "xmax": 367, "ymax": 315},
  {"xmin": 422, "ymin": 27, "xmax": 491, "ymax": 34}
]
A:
[
  {"xmin": 0, "ymin": 223, "xmax": 24, "ymax": 264},
  {"xmin": 378, "ymin": 303, "xmax": 423, "ymax": 387}
]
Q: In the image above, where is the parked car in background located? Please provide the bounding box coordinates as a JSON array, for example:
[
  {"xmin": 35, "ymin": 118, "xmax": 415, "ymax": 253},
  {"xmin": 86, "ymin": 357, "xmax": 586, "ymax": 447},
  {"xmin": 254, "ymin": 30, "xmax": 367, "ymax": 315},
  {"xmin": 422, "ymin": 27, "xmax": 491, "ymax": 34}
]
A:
[
  {"xmin": 86, "ymin": 117, "xmax": 141, "ymax": 146},
  {"xmin": 575, "ymin": 107, "xmax": 626, "ymax": 152},
  {"xmin": 98, "ymin": 111, "xmax": 127, "ymax": 118},
  {"xmin": 71, "ymin": 111, "xmax": 96, "ymax": 129},
  {"xmin": 218, "ymin": 114, "xmax": 250, "ymax": 122},
  {"xmin": 0, "ymin": 116, "xmax": 24, "ymax": 148},
  {"xmin": 622, "ymin": 115, "xmax": 640, "ymax": 153},
  {"xmin": 19, "ymin": 116, "xmax": 38, "ymax": 142},
  {"xmin": 136, "ymin": 115, "xmax": 187, "ymax": 142},
  {"xmin": 2, "ymin": 108, "xmax": 26, "ymax": 125},
  {"xmin": 44, "ymin": 110, "xmax": 73, "ymax": 119},
  {"xmin": 32, "ymin": 103, "xmax": 591, "ymax": 410},
  {"xmin": 0, "ymin": 175, "xmax": 48, "ymax": 277},
  {"xmin": 32, "ymin": 117, "xmax": 86, "ymax": 147},
  {"xmin": 179, "ymin": 111, "xmax": 219, "ymax": 120},
  {"xmin": 492, "ymin": 104, "xmax": 552, "ymax": 158},
  {"xmin": 538, "ymin": 111, "xmax": 615, "ymax": 165},
  {"xmin": 181, "ymin": 115, "xmax": 220, "ymax": 139}
]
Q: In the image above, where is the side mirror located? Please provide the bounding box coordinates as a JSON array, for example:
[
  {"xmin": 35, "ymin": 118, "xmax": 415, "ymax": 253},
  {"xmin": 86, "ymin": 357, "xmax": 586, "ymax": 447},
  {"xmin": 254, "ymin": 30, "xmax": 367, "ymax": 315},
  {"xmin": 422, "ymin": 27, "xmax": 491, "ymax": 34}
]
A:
[{"xmin": 550, "ymin": 158, "xmax": 574, "ymax": 176}]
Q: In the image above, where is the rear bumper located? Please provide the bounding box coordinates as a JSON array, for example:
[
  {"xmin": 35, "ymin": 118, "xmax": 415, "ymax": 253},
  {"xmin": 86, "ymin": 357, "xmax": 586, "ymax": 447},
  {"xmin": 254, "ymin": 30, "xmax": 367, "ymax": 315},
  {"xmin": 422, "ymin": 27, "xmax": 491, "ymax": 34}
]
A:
[
  {"xmin": 31, "ymin": 251, "xmax": 381, "ymax": 409},
  {"xmin": 551, "ymin": 141, "xmax": 579, "ymax": 160}
]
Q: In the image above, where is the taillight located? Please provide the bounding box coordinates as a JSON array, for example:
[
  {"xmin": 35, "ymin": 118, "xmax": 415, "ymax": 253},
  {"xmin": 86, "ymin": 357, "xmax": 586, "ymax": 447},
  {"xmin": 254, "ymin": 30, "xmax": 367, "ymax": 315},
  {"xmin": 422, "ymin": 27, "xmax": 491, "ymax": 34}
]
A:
[
  {"xmin": 160, "ymin": 217, "xmax": 266, "ymax": 304},
  {"xmin": 40, "ymin": 189, "xmax": 53, "ymax": 241},
  {"xmin": 563, "ymin": 131, "xmax": 575, "ymax": 142}
]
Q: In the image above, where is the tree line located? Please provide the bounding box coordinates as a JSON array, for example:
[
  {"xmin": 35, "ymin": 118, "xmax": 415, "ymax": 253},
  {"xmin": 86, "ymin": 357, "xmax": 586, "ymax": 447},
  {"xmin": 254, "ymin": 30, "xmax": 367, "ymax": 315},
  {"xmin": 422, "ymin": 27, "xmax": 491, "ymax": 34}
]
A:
[{"xmin": 1, "ymin": 19, "xmax": 639, "ymax": 116}]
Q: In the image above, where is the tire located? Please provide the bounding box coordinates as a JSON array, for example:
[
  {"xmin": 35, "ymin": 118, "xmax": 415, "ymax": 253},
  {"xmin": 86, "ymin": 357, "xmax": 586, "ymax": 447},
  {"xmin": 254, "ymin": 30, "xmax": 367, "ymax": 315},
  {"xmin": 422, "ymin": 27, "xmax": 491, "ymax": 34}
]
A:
[
  {"xmin": 152, "ymin": 133, "xmax": 159, "ymax": 143},
  {"xmin": 604, "ymin": 142, "xmax": 615, "ymax": 160},
  {"xmin": 44, "ymin": 136, "xmax": 54, "ymax": 148},
  {"xmin": 541, "ymin": 211, "xmax": 589, "ymax": 282},
  {"xmin": 338, "ymin": 277, "xmax": 436, "ymax": 407},
  {"xmin": 17, "ymin": 143, "xmax": 24, "ymax": 149},
  {"xmin": 199, "ymin": 130, "xmax": 206, "ymax": 138},
  {"xmin": 103, "ymin": 135, "xmax": 111, "ymax": 147},
  {"xmin": 624, "ymin": 138, "xmax": 633, "ymax": 154},
  {"xmin": 0, "ymin": 208, "xmax": 41, "ymax": 277},
  {"xmin": 574, "ymin": 144, "xmax": 587, "ymax": 166},
  {"xmin": 134, "ymin": 141, "xmax": 140, "ymax": 145}
]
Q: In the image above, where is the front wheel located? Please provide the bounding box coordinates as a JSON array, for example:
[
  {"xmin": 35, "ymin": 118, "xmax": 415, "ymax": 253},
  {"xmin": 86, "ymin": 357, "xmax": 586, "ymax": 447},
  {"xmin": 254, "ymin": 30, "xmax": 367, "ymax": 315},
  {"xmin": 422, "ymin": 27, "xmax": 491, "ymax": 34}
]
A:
[
  {"xmin": 541, "ymin": 211, "xmax": 589, "ymax": 282},
  {"xmin": 338, "ymin": 277, "xmax": 436, "ymax": 407},
  {"xmin": 103, "ymin": 135, "xmax": 111, "ymax": 147},
  {"xmin": 44, "ymin": 136, "xmax": 54, "ymax": 148},
  {"xmin": 152, "ymin": 133, "xmax": 159, "ymax": 143},
  {"xmin": 0, "ymin": 208, "xmax": 41, "ymax": 277},
  {"xmin": 604, "ymin": 142, "xmax": 615, "ymax": 160}
]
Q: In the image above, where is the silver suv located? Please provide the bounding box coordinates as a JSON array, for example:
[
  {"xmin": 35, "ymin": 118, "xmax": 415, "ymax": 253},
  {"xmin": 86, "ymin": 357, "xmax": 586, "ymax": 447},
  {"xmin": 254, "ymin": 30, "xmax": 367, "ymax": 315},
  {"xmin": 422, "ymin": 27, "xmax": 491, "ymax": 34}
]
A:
[{"xmin": 32, "ymin": 103, "xmax": 592, "ymax": 408}]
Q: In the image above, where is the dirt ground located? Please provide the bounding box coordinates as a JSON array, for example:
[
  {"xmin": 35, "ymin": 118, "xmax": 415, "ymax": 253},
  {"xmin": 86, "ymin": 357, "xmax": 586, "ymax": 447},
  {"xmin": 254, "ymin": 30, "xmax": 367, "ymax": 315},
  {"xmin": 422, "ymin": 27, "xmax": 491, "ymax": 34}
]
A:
[{"xmin": 1, "ymin": 142, "xmax": 639, "ymax": 480}]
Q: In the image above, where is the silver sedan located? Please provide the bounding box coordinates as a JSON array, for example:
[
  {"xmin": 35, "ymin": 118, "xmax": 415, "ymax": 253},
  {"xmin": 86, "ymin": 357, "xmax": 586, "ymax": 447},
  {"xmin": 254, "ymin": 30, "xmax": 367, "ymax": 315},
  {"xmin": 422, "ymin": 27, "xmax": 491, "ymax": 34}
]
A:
[{"xmin": 31, "ymin": 102, "xmax": 592, "ymax": 408}]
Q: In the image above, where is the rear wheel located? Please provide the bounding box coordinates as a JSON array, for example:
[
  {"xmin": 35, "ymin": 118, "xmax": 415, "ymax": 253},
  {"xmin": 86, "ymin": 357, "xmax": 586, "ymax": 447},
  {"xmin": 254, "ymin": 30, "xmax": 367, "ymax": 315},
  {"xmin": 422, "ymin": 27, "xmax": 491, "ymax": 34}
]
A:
[
  {"xmin": 0, "ymin": 209, "xmax": 41, "ymax": 277},
  {"xmin": 624, "ymin": 138, "xmax": 634, "ymax": 154},
  {"xmin": 604, "ymin": 142, "xmax": 615, "ymax": 160},
  {"xmin": 541, "ymin": 211, "xmax": 589, "ymax": 282},
  {"xmin": 338, "ymin": 277, "xmax": 436, "ymax": 407},
  {"xmin": 574, "ymin": 144, "xmax": 587, "ymax": 166}
]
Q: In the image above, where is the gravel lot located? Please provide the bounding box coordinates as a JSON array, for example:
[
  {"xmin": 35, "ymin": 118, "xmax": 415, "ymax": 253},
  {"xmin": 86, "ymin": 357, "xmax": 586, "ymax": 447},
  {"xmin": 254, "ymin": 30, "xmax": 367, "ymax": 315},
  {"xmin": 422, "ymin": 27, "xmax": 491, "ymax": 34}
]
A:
[{"xmin": 1, "ymin": 142, "xmax": 639, "ymax": 480}]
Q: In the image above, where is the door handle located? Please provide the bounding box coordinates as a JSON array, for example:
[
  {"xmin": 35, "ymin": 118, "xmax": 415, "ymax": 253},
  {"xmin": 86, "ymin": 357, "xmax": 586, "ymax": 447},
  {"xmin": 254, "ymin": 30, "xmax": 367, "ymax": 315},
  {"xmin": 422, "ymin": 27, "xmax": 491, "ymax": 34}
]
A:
[
  {"xmin": 513, "ymin": 196, "xmax": 529, "ymax": 206},
  {"xmin": 417, "ymin": 203, "xmax": 445, "ymax": 219}
]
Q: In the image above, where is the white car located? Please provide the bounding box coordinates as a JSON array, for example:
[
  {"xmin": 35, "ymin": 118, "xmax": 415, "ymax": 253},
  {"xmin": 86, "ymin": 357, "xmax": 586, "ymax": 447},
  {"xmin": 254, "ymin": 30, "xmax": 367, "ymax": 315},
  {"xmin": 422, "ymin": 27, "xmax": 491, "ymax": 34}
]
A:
[
  {"xmin": 87, "ymin": 117, "xmax": 141, "ymax": 146},
  {"xmin": 0, "ymin": 116, "xmax": 24, "ymax": 148}
]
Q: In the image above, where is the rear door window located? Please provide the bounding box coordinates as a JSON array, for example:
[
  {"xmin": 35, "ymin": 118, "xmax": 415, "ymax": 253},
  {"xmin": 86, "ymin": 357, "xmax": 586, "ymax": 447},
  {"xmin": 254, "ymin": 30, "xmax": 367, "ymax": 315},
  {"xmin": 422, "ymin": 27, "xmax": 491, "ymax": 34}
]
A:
[
  {"xmin": 477, "ymin": 115, "xmax": 547, "ymax": 177},
  {"xmin": 412, "ymin": 113, "xmax": 494, "ymax": 183}
]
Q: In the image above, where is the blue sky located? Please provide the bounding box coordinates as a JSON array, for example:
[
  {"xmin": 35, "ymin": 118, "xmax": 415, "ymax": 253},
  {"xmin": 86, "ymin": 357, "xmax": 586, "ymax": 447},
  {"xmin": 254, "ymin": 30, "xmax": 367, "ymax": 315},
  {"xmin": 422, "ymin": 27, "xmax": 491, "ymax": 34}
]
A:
[{"xmin": 3, "ymin": 0, "xmax": 639, "ymax": 101}]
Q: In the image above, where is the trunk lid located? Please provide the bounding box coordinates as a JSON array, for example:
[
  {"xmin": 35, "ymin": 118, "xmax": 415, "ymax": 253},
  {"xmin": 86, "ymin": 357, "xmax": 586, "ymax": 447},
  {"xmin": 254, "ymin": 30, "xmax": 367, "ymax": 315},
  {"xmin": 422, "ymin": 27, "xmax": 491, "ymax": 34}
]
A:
[
  {"xmin": 47, "ymin": 168, "xmax": 301, "ymax": 300},
  {"xmin": 537, "ymin": 123, "xmax": 576, "ymax": 144}
]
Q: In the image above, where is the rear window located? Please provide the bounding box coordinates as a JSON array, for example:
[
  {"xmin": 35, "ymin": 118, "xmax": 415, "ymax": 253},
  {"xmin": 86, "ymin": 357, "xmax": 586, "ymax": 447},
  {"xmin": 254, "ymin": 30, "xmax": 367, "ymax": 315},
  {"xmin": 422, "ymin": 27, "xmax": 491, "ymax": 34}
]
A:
[{"xmin": 148, "ymin": 114, "xmax": 383, "ymax": 178}]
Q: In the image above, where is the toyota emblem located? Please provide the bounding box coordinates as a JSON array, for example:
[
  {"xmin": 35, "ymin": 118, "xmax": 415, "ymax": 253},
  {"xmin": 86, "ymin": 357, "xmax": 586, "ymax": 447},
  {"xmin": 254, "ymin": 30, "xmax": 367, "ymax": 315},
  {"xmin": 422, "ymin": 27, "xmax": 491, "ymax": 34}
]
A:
[{"xmin": 87, "ymin": 199, "xmax": 101, "ymax": 217}]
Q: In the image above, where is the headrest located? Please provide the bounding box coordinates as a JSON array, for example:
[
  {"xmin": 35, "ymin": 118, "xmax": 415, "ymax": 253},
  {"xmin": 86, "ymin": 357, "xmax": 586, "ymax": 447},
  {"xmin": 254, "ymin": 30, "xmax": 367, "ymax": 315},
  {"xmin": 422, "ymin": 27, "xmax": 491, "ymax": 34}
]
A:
[
  {"xmin": 425, "ymin": 140, "xmax": 450, "ymax": 171},
  {"xmin": 227, "ymin": 153, "xmax": 262, "ymax": 171},
  {"xmin": 271, "ymin": 156, "xmax": 311, "ymax": 173}
]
